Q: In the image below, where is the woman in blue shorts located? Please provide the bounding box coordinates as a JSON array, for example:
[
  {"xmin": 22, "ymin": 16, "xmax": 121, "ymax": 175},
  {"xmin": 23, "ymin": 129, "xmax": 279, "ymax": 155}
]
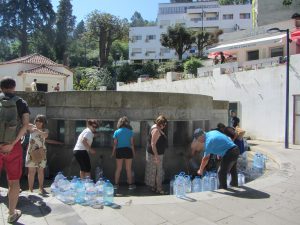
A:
[{"xmin": 111, "ymin": 116, "xmax": 136, "ymax": 190}]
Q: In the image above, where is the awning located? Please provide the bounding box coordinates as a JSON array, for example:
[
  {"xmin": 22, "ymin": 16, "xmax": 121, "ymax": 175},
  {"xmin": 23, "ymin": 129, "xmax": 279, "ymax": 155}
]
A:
[{"xmin": 208, "ymin": 34, "xmax": 286, "ymax": 53}]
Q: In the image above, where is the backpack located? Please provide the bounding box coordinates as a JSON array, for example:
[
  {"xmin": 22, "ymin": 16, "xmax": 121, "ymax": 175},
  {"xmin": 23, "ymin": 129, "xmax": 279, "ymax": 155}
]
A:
[{"xmin": 0, "ymin": 93, "xmax": 20, "ymax": 144}]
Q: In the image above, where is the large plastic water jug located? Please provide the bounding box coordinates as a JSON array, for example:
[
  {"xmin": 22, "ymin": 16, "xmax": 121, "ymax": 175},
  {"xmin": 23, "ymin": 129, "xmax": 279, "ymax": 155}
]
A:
[
  {"xmin": 209, "ymin": 173, "xmax": 218, "ymax": 191},
  {"xmin": 184, "ymin": 175, "xmax": 192, "ymax": 193},
  {"xmin": 202, "ymin": 175, "xmax": 210, "ymax": 192},
  {"xmin": 227, "ymin": 174, "xmax": 232, "ymax": 188},
  {"xmin": 192, "ymin": 176, "xmax": 202, "ymax": 192},
  {"xmin": 169, "ymin": 178, "xmax": 175, "ymax": 195},
  {"xmin": 174, "ymin": 173, "xmax": 185, "ymax": 197},
  {"xmin": 238, "ymin": 173, "xmax": 245, "ymax": 186},
  {"xmin": 103, "ymin": 180, "xmax": 114, "ymax": 205}
]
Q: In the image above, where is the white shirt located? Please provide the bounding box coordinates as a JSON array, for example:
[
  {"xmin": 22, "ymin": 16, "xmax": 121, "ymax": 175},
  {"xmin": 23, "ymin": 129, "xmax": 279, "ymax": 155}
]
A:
[
  {"xmin": 73, "ymin": 128, "xmax": 94, "ymax": 151},
  {"xmin": 31, "ymin": 82, "xmax": 37, "ymax": 91}
]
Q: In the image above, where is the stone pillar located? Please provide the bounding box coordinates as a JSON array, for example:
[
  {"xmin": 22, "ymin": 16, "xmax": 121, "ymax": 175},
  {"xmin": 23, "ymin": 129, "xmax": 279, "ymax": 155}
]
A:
[
  {"xmin": 188, "ymin": 121, "xmax": 194, "ymax": 141},
  {"xmin": 64, "ymin": 120, "xmax": 76, "ymax": 145},
  {"xmin": 167, "ymin": 121, "xmax": 174, "ymax": 149}
]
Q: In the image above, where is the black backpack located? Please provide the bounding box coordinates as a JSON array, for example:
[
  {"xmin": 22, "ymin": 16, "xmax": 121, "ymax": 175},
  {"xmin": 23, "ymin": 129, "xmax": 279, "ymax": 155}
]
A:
[{"xmin": 0, "ymin": 93, "xmax": 20, "ymax": 144}]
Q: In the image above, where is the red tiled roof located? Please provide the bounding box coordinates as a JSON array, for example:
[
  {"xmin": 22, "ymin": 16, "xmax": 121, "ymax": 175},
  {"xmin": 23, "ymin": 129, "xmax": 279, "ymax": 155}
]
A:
[
  {"xmin": 18, "ymin": 65, "xmax": 69, "ymax": 77},
  {"xmin": 1, "ymin": 53, "xmax": 61, "ymax": 66}
]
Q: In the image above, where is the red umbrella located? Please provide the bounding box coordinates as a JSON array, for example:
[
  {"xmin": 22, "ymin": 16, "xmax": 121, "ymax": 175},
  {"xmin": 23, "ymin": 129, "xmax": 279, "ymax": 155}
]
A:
[{"xmin": 208, "ymin": 51, "xmax": 231, "ymax": 59}]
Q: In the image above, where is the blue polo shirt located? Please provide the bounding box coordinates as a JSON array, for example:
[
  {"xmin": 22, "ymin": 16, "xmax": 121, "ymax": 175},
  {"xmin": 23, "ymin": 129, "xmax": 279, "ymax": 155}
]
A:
[
  {"xmin": 204, "ymin": 130, "xmax": 236, "ymax": 157},
  {"xmin": 113, "ymin": 127, "xmax": 133, "ymax": 148}
]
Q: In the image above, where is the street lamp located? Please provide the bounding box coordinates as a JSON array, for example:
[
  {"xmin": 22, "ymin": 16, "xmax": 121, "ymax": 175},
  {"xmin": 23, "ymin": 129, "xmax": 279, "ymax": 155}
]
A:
[{"xmin": 267, "ymin": 27, "xmax": 290, "ymax": 148}]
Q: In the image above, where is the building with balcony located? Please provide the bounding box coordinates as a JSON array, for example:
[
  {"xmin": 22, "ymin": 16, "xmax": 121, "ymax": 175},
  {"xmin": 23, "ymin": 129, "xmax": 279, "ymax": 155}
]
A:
[{"xmin": 129, "ymin": 0, "xmax": 252, "ymax": 63}]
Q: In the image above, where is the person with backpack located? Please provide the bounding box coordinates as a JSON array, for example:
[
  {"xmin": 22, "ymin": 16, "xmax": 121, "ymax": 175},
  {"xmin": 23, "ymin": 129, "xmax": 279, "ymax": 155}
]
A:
[{"xmin": 0, "ymin": 77, "xmax": 30, "ymax": 223}]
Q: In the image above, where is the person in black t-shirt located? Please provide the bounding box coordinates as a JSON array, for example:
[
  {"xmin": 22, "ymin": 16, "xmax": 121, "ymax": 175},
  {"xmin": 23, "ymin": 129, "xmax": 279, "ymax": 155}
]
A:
[{"xmin": 0, "ymin": 77, "xmax": 30, "ymax": 223}]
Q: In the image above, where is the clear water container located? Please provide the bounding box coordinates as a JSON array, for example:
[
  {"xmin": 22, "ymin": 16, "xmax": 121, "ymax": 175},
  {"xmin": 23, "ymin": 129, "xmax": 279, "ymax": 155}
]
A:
[
  {"xmin": 103, "ymin": 180, "xmax": 114, "ymax": 205},
  {"xmin": 192, "ymin": 176, "xmax": 202, "ymax": 193}
]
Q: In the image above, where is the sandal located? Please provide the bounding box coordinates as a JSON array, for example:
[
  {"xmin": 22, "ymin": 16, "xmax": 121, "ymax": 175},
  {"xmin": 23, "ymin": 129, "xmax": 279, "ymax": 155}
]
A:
[
  {"xmin": 7, "ymin": 209, "xmax": 22, "ymax": 223},
  {"xmin": 156, "ymin": 190, "xmax": 168, "ymax": 195}
]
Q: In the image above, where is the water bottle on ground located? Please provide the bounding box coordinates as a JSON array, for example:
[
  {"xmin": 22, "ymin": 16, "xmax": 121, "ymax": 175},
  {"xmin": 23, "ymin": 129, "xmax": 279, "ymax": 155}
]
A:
[
  {"xmin": 202, "ymin": 175, "xmax": 210, "ymax": 192},
  {"xmin": 192, "ymin": 176, "xmax": 202, "ymax": 192},
  {"xmin": 184, "ymin": 175, "xmax": 192, "ymax": 193},
  {"xmin": 209, "ymin": 172, "xmax": 218, "ymax": 191},
  {"xmin": 174, "ymin": 173, "xmax": 185, "ymax": 197},
  {"xmin": 103, "ymin": 180, "xmax": 114, "ymax": 205},
  {"xmin": 74, "ymin": 179, "xmax": 85, "ymax": 205},
  {"xmin": 238, "ymin": 173, "xmax": 245, "ymax": 186}
]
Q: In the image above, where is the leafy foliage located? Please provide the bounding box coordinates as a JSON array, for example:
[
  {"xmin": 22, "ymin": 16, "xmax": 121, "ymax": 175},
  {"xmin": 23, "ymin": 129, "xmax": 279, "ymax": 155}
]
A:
[
  {"xmin": 130, "ymin": 11, "xmax": 156, "ymax": 27},
  {"xmin": 116, "ymin": 63, "xmax": 136, "ymax": 82},
  {"xmin": 184, "ymin": 57, "xmax": 203, "ymax": 75},
  {"xmin": 55, "ymin": 0, "xmax": 76, "ymax": 65},
  {"xmin": 86, "ymin": 11, "xmax": 129, "ymax": 67},
  {"xmin": 282, "ymin": 0, "xmax": 293, "ymax": 5},
  {"xmin": 194, "ymin": 29, "xmax": 223, "ymax": 57},
  {"xmin": 0, "ymin": 0, "xmax": 55, "ymax": 56},
  {"xmin": 160, "ymin": 24, "xmax": 195, "ymax": 60},
  {"xmin": 73, "ymin": 67, "xmax": 115, "ymax": 90},
  {"xmin": 158, "ymin": 60, "xmax": 184, "ymax": 74}
]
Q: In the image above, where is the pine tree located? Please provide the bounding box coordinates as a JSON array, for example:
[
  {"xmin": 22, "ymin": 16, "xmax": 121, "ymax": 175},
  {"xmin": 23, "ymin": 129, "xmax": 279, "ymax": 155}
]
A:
[{"xmin": 55, "ymin": 0, "xmax": 76, "ymax": 65}]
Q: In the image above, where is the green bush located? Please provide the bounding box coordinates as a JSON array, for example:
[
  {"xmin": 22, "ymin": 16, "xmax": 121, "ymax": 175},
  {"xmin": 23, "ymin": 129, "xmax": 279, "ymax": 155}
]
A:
[
  {"xmin": 184, "ymin": 57, "xmax": 203, "ymax": 75},
  {"xmin": 157, "ymin": 60, "xmax": 184, "ymax": 75}
]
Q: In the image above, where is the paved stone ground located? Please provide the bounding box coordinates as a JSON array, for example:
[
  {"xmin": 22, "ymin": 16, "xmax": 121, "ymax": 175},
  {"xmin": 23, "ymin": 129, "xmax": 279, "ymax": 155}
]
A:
[{"xmin": 0, "ymin": 140, "xmax": 300, "ymax": 225}]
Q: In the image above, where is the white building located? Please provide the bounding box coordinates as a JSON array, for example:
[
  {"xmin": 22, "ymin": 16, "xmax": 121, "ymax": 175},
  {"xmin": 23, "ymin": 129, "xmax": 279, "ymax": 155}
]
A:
[
  {"xmin": 129, "ymin": 0, "xmax": 252, "ymax": 63},
  {"xmin": 0, "ymin": 53, "xmax": 73, "ymax": 92}
]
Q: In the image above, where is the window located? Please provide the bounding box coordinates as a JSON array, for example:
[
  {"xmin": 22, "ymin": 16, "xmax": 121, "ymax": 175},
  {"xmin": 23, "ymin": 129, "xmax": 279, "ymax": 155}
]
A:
[
  {"xmin": 146, "ymin": 35, "xmax": 156, "ymax": 41},
  {"xmin": 240, "ymin": 13, "xmax": 250, "ymax": 19},
  {"xmin": 247, "ymin": 50, "xmax": 259, "ymax": 61},
  {"xmin": 131, "ymin": 35, "xmax": 142, "ymax": 42},
  {"xmin": 270, "ymin": 47, "xmax": 284, "ymax": 58},
  {"xmin": 223, "ymin": 14, "xmax": 233, "ymax": 20}
]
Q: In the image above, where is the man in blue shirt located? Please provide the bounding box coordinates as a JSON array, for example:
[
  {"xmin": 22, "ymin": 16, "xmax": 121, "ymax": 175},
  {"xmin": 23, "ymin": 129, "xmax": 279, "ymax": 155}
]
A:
[{"xmin": 191, "ymin": 128, "xmax": 239, "ymax": 189}]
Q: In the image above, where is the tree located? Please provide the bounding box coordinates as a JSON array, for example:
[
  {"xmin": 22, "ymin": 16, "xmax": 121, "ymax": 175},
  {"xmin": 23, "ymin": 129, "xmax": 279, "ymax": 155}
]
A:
[
  {"xmin": 130, "ymin": 11, "xmax": 145, "ymax": 27},
  {"xmin": 184, "ymin": 57, "xmax": 203, "ymax": 75},
  {"xmin": 86, "ymin": 11, "xmax": 129, "ymax": 67},
  {"xmin": 194, "ymin": 29, "xmax": 223, "ymax": 57},
  {"xmin": 160, "ymin": 24, "xmax": 195, "ymax": 60},
  {"xmin": 0, "ymin": 0, "xmax": 55, "ymax": 56},
  {"xmin": 73, "ymin": 20, "xmax": 86, "ymax": 39},
  {"xmin": 55, "ymin": 0, "xmax": 76, "ymax": 65},
  {"xmin": 73, "ymin": 67, "xmax": 115, "ymax": 90}
]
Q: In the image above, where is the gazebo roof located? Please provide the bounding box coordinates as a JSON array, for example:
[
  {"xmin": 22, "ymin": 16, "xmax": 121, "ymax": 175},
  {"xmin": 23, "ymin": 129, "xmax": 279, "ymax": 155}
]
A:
[
  {"xmin": 18, "ymin": 65, "xmax": 69, "ymax": 77},
  {"xmin": 1, "ymin": 53, "xmax": 61, "ymax": 66}
]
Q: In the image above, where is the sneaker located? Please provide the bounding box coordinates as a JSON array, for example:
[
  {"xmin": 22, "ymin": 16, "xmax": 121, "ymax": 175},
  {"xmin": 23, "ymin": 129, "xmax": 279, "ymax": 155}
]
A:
[
  {"xmin": 128, "ymin": 184, "xmax": 136, "ymax": 190},
  {"xmin": 7, "ymin": 209, "xmax": 22, "ymax": 223},
  {"xmin": 113, "ymin": 184, "xmax": 119, "ymax": 190}
]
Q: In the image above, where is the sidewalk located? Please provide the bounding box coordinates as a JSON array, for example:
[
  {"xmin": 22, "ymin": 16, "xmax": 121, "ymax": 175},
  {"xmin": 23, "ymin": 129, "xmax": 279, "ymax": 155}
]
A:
[{"xmin": 1, "ymin": 140, "xmax": 300, "ymax": 225}]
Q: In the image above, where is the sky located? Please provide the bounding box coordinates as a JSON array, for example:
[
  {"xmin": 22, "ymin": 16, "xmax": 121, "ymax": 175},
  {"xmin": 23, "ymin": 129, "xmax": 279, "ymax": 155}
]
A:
[{"xmin": 51, "ymin": 0, "xmax": 170, "ymax": 24}]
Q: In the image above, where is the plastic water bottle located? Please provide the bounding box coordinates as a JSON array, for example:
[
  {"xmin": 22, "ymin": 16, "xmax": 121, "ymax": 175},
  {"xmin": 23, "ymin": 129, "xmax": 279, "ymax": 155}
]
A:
[
  {"xmin": 202, "ymin": 175, "xmax": 210, "ymax": 192},
  {"xmin": 95, "ymin": 178, "xmax": 105, "ymax": 203},
  {"xmin": 209, "ymin": 173, "xmax": 218, "ymax": 191},
  {"xmin": 192, "ymin": 176, "xmax": 202, "ymax": 192},
  {"xmin": 184, "ymin": 175, "xmax": 192, "ymax": 193},
  {"xmin": 238, "ymin": 173, "xmax": 245, "ymax": 186},
  {"xmin": 103, "ymin": 180, "xmax": 114, "ymax": 205},
  {"xmin": 95, "ymin": 166, "xmax": 103, "ymax": 182},
  {"xmin": 74, "ymin": 179, "xmax": 85, "ymax": 205},
  {"xmin": 174, "ymin": 173, "xmax": 185, "ymax": 197}
]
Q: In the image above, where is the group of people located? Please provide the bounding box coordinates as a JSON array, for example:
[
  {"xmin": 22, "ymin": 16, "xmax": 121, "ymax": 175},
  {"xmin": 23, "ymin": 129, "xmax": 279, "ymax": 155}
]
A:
[
  {"xmin": 0, "ymin": 75, "xmax": 244, "ymax": 223},
  {"xmin": 0, "ymin": 77, "xmax": 50, "ymax": 223},
  {"xmin": 30, "ymin": 79, "xmax": 60, "ymax": 92},
  {"xmin": 73, "ymin": 115, "xmax": 168, "ymax": 194}
]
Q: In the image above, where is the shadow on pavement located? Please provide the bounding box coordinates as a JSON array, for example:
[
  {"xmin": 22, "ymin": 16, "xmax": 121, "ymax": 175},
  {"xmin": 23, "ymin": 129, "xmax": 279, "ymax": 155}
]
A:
[
  {"xmin": 0, "ymin": 194, "xmax": 52, "ymax": 219},
  {"xmin": 216, "ymin": 186, "xmax": 270, "ymax": 199}
]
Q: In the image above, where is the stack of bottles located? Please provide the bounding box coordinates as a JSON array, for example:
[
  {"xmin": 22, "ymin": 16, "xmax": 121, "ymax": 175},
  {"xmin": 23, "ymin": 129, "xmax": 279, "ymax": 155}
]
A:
[
  {"xmin": 171, "ymin": 171, "xmax": 220, "ymax": 197},
  {"xmin": 171, "ymin": 170, "xmax": 247, "ymax": 196},
  {"xmin": 50, "ymin": 172, "xmax": 114, "ymax": 206}
]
